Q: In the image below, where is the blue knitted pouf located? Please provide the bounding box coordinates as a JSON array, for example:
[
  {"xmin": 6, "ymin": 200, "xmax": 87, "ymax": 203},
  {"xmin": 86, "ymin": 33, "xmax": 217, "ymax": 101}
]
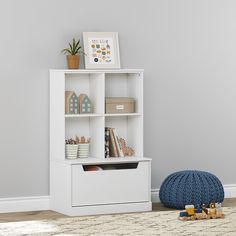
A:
[{"xmin": 159, "ymin": 170, "xmax": 224, "ymax": 209}]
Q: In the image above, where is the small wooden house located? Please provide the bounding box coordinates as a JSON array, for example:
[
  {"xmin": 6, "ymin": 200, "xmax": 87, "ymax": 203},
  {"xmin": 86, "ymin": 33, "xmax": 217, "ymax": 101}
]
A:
[
  {"xmin": 78, "ymin": 93, "xmax": 92, "ymax": 114},
  {"xmin": 65, "ymin": 91, "xmax": 78, "ymax": 114}
]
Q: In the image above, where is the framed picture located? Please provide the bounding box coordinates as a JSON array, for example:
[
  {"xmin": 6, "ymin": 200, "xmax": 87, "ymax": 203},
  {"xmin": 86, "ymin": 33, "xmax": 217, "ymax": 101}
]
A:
[{"xmin": 83, "ymin": 32, "xmax": 120, "ymax": 69}]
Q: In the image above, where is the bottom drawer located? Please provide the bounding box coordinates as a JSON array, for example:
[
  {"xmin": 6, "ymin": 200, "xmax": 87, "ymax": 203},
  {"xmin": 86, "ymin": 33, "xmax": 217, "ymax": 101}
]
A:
[{"xmin": 71, "ymin": 162, "xmax": 150, "ymax": 206}]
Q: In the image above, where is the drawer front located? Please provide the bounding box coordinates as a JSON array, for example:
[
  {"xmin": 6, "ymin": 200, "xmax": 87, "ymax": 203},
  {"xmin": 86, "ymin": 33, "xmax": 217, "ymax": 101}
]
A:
[{"xmin": 71, "ymin": 162, "xmax": 150, "ymax": 206}]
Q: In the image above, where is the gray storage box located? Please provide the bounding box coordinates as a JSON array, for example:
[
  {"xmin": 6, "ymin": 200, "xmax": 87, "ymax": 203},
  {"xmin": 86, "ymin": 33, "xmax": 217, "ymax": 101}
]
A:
[{"xmin": 105, "ymin": 97, "xmax": 135, "ymax": 114}]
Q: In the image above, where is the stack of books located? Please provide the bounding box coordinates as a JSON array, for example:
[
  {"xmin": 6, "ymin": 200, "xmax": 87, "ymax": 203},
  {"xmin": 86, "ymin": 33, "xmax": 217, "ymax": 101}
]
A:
[{"xmin": 105, "ymin": 127, "xmax": 124, "ymax": 158}]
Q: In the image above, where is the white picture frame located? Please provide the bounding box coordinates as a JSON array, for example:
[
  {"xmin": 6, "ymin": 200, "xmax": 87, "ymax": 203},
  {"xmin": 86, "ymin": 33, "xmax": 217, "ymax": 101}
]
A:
[{"xmin": 83, "ymin": 32, "xmax": 120, "ymax": 69}]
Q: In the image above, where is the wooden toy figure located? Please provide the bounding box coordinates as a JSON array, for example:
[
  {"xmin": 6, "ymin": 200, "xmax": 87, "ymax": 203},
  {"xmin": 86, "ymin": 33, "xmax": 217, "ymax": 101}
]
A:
[
  {"xmin": 209, "ymin": 203, "xmax": 216, "ymax": 216},
  {"xmin": 195, "ymin": 204, "xmax": 202, "ymax": 213},
  {"xmin": 216, "ymin": 202, "xmax": 223, "ymax": 215},
  {"xmin": 201, "ymin": 203, "xmax": 208, "ymax": 215},
  {"xmin": 65, "ymin": 91, "xmax": 78, "ymax": 114},
  {"xmin": 78, "ymin": 93, "xmax": 92, "ymax": 114},
  {"xmin": 185, "ymin": 205, "xmax": 195, "ymax": 216}
]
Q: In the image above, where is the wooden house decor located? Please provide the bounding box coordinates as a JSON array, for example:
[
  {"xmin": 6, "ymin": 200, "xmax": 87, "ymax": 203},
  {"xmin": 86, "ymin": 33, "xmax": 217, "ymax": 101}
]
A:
[
  {"xmin": 65, "ymin": 91, "xmax": 78, "ymax": 114},
  {"xmin": 78, "ymin": 93, "xmax": 92, "ymax": 114}
]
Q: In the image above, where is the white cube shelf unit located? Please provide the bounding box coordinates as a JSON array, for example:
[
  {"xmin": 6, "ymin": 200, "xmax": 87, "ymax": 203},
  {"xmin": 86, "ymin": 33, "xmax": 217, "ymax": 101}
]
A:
[{"xmin": 50, "ymin": 69, "xmax": 151, "ymax": 216}]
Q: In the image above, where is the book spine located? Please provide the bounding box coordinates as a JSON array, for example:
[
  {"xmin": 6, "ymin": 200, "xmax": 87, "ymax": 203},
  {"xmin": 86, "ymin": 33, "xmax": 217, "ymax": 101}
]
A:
[
  {"xmin": 113, "ymin": 128, "xmax": 124, "ymax": 157},
  {"xmin": 105, "ymin": 127, "xmax": 110, "ymax": 158},
  {"xmin": 109, "ymin": 128, "xmax": 118, "ymax": 157},
  {"xmin": 118, "ymin": 138, "xmax": 125, "ymax": 157}
]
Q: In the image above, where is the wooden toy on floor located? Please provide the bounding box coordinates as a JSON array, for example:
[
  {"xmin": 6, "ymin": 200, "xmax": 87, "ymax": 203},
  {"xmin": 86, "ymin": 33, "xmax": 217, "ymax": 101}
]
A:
[
  {"xmin": 216, "ymin": 202, "xmax": 223, "ymax": 214},
  {"xmin": 209, "ymin": 202, "xmax": 216, "ymax": 216},
  {"xmin": 178, "ymin": 202, "xmax": 225, "ymax": 221}
]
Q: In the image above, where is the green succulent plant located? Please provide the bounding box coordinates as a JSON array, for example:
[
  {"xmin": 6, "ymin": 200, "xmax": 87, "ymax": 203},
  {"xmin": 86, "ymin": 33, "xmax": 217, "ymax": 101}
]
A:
[{"xmin": 61, "ymin": 38, "xmax": 85, "ymax": 55}]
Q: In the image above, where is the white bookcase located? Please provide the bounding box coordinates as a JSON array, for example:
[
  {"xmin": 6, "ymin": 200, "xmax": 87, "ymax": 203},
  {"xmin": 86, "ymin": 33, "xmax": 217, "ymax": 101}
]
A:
[{"xmin": 50, "ymin": 69, "xmax": 152, "ymax": 216}]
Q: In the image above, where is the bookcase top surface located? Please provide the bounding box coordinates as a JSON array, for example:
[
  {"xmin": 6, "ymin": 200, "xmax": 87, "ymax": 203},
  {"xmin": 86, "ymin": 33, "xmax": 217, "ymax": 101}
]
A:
[
  {"xmin": 50, "ymin": 69, "xmax": 144, "ymax": 73},
  {"xmin": 51, "ymin": 157, "xmax": 151, "ymax": 165}
]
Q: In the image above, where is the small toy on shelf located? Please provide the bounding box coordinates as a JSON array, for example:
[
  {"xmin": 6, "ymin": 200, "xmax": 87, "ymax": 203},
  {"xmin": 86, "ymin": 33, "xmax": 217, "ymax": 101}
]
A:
[
  {"xmin": 119, "ymin": 138, "xmax": 135, "ymax": 157},
  {"xmin": 178, "ymin": 202, "xmax": 225, "ymax": 221},
  {"xmin": 78, "ymin": 93, "xmax": 92, "ymax": 114},
  {"xmin": 65, "ymin": 91, "xmax": 78, "ymax": 114}
]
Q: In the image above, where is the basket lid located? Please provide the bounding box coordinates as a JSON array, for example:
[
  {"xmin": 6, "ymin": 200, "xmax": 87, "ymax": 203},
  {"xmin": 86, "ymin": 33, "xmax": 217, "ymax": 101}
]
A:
[{"xmin": 105, "ymin": 97, "xmax": 135, "ymax": 103}]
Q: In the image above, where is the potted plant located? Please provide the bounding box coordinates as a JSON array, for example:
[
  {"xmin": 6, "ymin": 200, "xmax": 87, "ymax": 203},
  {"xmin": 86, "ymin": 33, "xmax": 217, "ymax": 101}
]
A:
[
  {"xmin": 61, "ymin": 38, "xmax": 85, "ymax": 69},
  {"xmin": 65, "ymin": 138, "xmax": 78, "ymax": 159},
  {"xmin": 65, "ymin": 136, "xmax": 91, "ymax": 159},
  {"xmin": 76, "ymin": 136, "xmax": 91, "ymax": 158}
]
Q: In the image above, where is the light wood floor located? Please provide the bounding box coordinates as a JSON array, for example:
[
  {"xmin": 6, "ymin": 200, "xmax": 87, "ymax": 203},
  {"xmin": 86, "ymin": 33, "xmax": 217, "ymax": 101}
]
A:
[{"xmin": 0, "ymin": 198, "xmax": 235, "ymax": 223}]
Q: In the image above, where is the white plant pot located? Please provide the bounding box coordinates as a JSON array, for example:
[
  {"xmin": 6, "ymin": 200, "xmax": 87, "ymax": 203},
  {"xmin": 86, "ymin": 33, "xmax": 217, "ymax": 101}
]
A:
[
  {"xmin": 65, "ymin": 144, "xmax": 79, "ymax": 159},
  {"xmin": 78, "ymin": 143, "xmax": 90, "ymax": 158}
]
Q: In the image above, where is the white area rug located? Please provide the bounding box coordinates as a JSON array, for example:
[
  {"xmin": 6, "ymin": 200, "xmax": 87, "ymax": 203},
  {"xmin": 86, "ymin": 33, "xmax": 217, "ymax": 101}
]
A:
[{"xmin": 0, "ymin": 207, "xmax": 236, "ymax": 236}]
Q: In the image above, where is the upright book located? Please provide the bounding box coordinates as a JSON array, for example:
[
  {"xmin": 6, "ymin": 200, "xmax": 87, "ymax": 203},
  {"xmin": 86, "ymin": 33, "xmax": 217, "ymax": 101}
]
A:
[
  {"xmin": 108, "ymin": 127, "xmax": 118, "ymax": 157},
  {"xmin": 113, "ymin": 128, "xmax": 124, "ymax": 157},
  {"xmin": 105, "ymin": 127, "xmax": 110, "ymax": 158}
]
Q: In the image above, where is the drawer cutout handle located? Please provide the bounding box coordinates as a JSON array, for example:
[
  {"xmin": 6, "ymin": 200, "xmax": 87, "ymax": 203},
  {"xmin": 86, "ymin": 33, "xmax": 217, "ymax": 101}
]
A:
[{"xmin": 83, "ymin": 162, "xmax": 139, "ymax": 171}]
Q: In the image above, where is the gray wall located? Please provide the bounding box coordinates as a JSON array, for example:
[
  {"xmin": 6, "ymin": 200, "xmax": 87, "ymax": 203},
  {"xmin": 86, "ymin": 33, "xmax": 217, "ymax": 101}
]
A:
[{"xmin": 0, "ymin": 0, "xmax": 236, "ymax": 197}]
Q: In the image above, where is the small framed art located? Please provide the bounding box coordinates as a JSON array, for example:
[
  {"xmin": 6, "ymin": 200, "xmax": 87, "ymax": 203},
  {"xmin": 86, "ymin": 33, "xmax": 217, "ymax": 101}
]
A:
[{"xmin": 83, "ymin": 32, "xmax": 120, "ymax": 69}]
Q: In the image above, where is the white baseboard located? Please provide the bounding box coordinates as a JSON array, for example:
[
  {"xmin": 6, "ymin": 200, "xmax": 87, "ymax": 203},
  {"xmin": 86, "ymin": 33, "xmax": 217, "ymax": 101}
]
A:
[
  {"xmin": 151, "ymin": 189, "xmax": 160, "ymax": 203},
  {"xmin": 151, "ymin": 184, "xmax": 236, "ymax": 203},
  {"xmin": 224, "ymin": 184, "xmax": 236, "ymax": 198},
  {"xmin": 0, "ymin": 196, "xmax": 50, "ymax": 213},
  {"xmin": 0, "ymin": 184, "xmax": 235, "ymax": 213}
]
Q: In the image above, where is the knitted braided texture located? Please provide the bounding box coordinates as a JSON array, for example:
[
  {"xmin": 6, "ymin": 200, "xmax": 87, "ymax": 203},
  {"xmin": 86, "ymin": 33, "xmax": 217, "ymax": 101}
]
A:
[{"xmin": 159, "ymin": 170, "xmax": 224, "ymax": 209}]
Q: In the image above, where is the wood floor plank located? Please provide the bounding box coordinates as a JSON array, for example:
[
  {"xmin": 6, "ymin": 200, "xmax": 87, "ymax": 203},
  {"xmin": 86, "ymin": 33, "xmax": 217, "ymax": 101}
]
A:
[
  {"xmin": 0, "ymin": 211, "xmax": 65, "ymax": 223},
  {"xmin": 0, "ymin": 198, "xmax": 235, "ymax": 223}
]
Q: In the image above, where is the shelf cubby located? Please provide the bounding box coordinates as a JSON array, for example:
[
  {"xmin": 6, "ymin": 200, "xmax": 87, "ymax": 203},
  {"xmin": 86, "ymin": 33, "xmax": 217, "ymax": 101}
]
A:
[
  {"xmin": 65, "ymin": 72, "xmax": 104, "ymax": 114},
  {"xmin": 105, "ymin": 115, "xmax": 143, "ymax": 157},
  {"xmin": 64, "ymin": 72, "xmax": 105, "ymax": 159},
  {"xmin": 105, "ymin": 72, "xmax": 143, "ymax": 114},
  {"xmin": 65, "ymin": 116, "xmax": 104, "ymax": 158}
]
